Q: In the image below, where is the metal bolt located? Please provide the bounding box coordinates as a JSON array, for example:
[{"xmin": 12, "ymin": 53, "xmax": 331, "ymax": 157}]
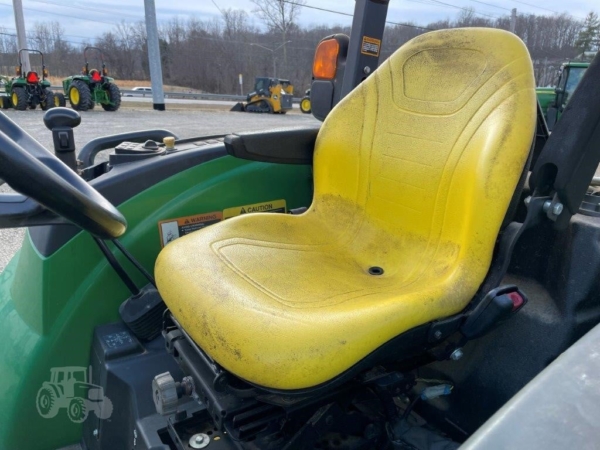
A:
[
  {"xmin": 552, "ymin": 202, "xmax": 564, "ymax": 216},
  {"xmin": 433, "ymin": 330, "xmax": 443, "ymax": 340},
  {"xmin": 93, "ymin": 429, "xmax": 98, "ymax": 438},
  {"xmin": 363, "ymin": 66, "xmax": 371, "ymax": 74},
  {"xmin": 189, "ymin": 433, "xmax": 210, "ymax": 449},
  {"xmin": 543, "ymin": 200, "xmax": 552, "ymax": 212},
  {"xmin": 450, "ymin": 348, "xmax": 464, "ymax": 361},
  {"xmin": 524, "ymin": 196, "xmax": 531, "ymax": 206}
]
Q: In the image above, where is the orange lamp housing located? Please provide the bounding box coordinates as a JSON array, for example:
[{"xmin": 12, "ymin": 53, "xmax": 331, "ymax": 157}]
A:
[
  {"xmin": 26, "ymin": 71, "xmax": 39, "ymax": 83},
  {"xmin": 43, "ymin": 68, "xmax": 49, "ymax": 78},
  {"xmin": 15, "ymin": 66, "xmax": 21, "ymax": 76},
  {"xmin": 313, "ymin": 38, "xmax": 340, "ymax": 80},
  {"xmin": 102, "ymin": 67, "xmax": 108, "ymax": 76}
]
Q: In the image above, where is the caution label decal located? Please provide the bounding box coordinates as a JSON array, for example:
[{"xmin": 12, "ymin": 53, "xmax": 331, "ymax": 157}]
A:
[
  {"xmin": 361, "ymin": 36, "xmax": 381, "ymax": 57},
  {"xmin": 223, "ymin": 199, "xmax": 286, "ymax": 219},
  {"xmin": 158, "ymin": 211, "xmax": 222, "ymax": 247}
]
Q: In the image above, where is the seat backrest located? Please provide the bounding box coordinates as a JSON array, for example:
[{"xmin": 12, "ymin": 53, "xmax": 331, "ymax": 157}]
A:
[{"xmin": 312, "ymin": 28, "xmax": 536, "ymax": 287}]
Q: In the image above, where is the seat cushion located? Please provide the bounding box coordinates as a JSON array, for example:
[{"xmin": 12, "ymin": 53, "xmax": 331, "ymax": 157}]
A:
[{"xmin": 156, "ymin": 28, "xmax": 536, "ymax": 390}]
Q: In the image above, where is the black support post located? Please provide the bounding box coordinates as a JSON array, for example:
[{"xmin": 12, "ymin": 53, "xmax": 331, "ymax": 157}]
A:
[{"xmin": 339, "ymin": 0, "xmax": 390, "ymax": 100}]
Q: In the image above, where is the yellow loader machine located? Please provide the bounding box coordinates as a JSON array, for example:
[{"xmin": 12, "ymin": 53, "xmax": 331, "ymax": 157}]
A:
[{"xmin": 231, "ymin": 77, "xmax": 294, "ymax": 113}]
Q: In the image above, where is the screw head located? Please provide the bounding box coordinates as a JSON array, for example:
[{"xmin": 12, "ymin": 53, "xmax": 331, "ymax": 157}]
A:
[
  {"xmin": 450, "ymin": 348, "xmax": 464, "ymax": 361},
  {"xmin": 93, "ymin": 429, "xmax": 98, "ymax": 438},
  {"xmin": 433, "ymin": 330, "xmax": 443, "ymax": 340},
  {"xmin": 363, "ymin": 66, "xmax": 371, "ymax": 74}
]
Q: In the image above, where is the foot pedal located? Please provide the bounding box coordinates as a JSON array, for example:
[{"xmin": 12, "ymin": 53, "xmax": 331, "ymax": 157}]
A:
[{"xmin": 119, "ymin": 284, "xmax": 166, "ymax": 340}]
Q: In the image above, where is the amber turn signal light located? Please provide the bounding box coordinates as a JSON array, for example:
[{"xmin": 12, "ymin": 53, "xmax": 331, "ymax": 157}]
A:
[{"xmin": 313, "ymin": 38, "xmax": 339, "ymax": 80}]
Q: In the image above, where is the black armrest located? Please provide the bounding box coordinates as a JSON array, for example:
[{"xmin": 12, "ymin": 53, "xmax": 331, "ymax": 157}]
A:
[{"xmin": 224, "ymin": 126, "xmax": 320, "ymax": 165}]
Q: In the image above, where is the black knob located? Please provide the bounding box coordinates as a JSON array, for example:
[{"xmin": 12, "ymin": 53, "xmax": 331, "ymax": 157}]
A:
[{"xmin": 43, "ymin": 107, "xmax": 81, "ymax": 130}]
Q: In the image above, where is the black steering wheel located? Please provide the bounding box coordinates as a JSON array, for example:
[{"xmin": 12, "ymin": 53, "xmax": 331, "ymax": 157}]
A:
[{"xmin": 0, "ymin": 110, "xmax": 127, "ymax": 239}]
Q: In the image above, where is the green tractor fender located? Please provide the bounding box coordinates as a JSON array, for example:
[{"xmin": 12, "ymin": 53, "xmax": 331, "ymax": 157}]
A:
[
  {"xmin": 63, "ymin": 76, "xmax": 89, "ymax": 93},
  {"xmin": 71, "ymin": 75, "xmax": 91, "ymax": 83},
  {"xmin": 10, "ymin": 77, "xmax": 28, "ymax": 88},
  {"xmin": 62, "ymin": 77, "xmax": 73, "ymax": 93}
]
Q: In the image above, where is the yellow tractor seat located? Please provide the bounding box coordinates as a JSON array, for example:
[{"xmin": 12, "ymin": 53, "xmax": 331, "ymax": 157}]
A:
[{"xmin": 155, "ymin": 28, "xmax": 536, "ymax": 391}]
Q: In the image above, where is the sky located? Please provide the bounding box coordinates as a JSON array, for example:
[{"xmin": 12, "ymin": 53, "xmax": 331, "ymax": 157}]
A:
[{"xmin": 0, "ymin": 0, "xmax": 597, "ymax": 46}]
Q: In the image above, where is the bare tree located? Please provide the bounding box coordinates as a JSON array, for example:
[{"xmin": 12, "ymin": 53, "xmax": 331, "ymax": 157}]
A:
[
  {"xmin": 4, "ymin": 7, "xmax": 588, "ymax": 94},
  {"xmin": 250, "ymin": 0, "xmax": 306, "ymax": 73}
]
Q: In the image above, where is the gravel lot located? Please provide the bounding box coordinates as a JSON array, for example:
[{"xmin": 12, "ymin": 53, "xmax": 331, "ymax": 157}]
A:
[{"xmin": 0, "ymin": 106, "xmax": 319, "ymax": 272}]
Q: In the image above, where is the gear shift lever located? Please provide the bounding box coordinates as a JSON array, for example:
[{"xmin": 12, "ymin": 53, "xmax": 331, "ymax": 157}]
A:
[{"xmin": 43, "ymin": 107, "xmax": 81, "ymax": 171}]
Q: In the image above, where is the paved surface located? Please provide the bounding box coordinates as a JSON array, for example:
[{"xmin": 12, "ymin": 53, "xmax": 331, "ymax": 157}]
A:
[
  {"xmin": 121, "ymin": 96, "xmax": 303, "ymax": 109},
  {"xmin": 121, "ymin": 96, "xmax": 238, "ymax": 107},
  {"xmin": 0, "ymin": 107, "xmax": 319, "ymax": 272}
]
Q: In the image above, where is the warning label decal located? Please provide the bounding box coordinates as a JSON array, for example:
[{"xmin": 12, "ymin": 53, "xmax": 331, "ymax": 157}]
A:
[
  {"xmin": 223, "ymin": 199, "xmax": 286, "ymax": 219},
  {"xmin": 361, "ymin": 36, "xmax": 381, "ymax": 57},
  {"xmin": 158, "ymin": 211, "xmax": 222, "ymax": 247}
]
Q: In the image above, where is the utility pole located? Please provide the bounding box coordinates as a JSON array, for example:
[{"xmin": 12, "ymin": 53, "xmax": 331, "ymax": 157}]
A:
[
  {"xmin": 510, "ymin": 8, "xmax": 517, "ymax": 34},
  {"xmin": 144, "ymin": 0, "xmax": 165, "ymax": 111},
  {"xmin": 250, "ymin": 41, "xmax": 291, "ymax": 78},
  {"xmin": 13, "ymin": 0, "xmax": 30, "ymax": 73}
]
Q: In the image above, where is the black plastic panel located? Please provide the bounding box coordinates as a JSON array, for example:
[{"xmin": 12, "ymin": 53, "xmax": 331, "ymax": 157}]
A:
[
  {"xmin": 311, "ymin": 80, "xmax": 335, "ymax": 122},
  {"xmin": 224, "ymin": 126, "xmax": 319, "ymax": 165},
  {"xmin": 417, "ymin": 213, "xmax": 600, "ymax": 440},
  {"xmin": 30, "ymin": 141, "xmax": 228, "ymax": 256},
  {"xmin": 83, "ymin": 322, "xmax": 207, "ymax": 450}
]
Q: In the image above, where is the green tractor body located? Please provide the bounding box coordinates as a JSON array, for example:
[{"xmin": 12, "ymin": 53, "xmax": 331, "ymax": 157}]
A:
[
  {"xmin": 61, "ymin": 47, "xmax": 121, "ymax": 111},
  {"xmin": 0, "ymin": 49, "xmax": 56, "ymax": 111},
  {"xmin": 536, "ymin": 61, "xmax": 591, "ymax": 130}
]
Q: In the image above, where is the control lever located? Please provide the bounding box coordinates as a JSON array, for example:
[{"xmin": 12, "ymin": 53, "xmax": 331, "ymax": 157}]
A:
[{"xmin": 43, "ymin": 107, "xmax": 81, "ymax": 171}]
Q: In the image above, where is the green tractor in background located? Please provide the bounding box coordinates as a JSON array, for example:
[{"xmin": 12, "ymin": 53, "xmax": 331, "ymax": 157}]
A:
[
  {"xmin": 0, "ymin": 49, "xmax": 55, "ymax": 111},
  {"xmin": 536, "ymin": 61, "xmax": 590, "ymax": 130},
  {"xmin": 61, "ymin": 46, "xmax": 121, "ymax": 112}
]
